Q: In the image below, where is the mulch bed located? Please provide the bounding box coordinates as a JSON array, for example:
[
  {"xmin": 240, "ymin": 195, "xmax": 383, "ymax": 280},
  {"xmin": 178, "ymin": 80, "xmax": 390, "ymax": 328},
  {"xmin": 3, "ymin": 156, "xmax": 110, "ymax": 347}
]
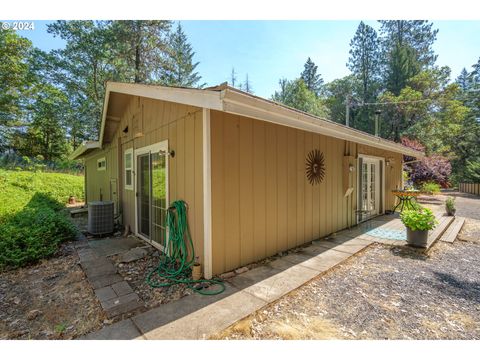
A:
[
  {"xmin": 216, "ymin": 238, "xmax": 480, "ymax": 340},
  {"xmin": 0, "ymin": 242, "xmax": 106, "ymax": 339},
  {"xmin": 110, "ymin": 252, "xmax": 195, "ymax": 309}
]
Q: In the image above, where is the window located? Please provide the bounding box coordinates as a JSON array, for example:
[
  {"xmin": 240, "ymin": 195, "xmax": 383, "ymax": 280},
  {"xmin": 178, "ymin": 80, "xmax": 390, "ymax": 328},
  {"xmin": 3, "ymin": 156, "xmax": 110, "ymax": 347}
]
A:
[
  {"xmin": 124, "ymin": 148, "xmax": 133, "ymax": 190},
  {"xmin": 97, "ymin": 157, "xmax": 106, "ymax": 171}
]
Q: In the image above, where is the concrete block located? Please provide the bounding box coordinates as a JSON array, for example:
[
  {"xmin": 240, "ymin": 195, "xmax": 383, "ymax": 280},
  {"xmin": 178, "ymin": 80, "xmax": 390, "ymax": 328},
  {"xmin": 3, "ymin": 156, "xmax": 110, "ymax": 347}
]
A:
[
  {"xmin": 111, "ymin": 281, "xmax": 134, "ymax": 297},
  {"xmin": 89, "ymin": 273, "xmax": 123, "ymax": 290},
  {"xmin": 101, "ymin": 292, "xmax": 143, "ymax": 318},
  {"xmin": 94, "ymin": 286, "xmax": 117, "ymax": 302}
]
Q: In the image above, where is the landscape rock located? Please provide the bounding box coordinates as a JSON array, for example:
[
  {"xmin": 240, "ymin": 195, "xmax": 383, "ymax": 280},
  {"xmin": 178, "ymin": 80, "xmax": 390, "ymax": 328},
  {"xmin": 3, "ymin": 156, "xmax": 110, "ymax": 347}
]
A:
[
  {"xmin": 234, "ymin": 266, "xmax": 249, "ymax": 275},
  {"xmin": 26, "ymin": 309, "xmax": 42, "ymax": 321},
  {"xmin": 220, "ymin": 271, "xmax": 236, "ymax": 279},
  {"xmin": 119, "ymin": 247, "xmax": 149, "ymax": 263}
]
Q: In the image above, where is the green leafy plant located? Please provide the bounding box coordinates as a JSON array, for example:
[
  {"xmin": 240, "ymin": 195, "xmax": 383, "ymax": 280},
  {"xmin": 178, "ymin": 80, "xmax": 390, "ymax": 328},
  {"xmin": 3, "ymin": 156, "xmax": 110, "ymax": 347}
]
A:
[
  {"xmin": 445, "ymin": 196, "xmax": 456, "ymax": 214},
  {"xmin": 0, "ymin": 169, "xmax": 83, "ymax": 270},
  {"xmin": 421, "ymin": 181, "xmax": 441, "ymax": 195},
  {"xmin": 400, "ymin": 208, "xmax": 438, "ymax": 231}
]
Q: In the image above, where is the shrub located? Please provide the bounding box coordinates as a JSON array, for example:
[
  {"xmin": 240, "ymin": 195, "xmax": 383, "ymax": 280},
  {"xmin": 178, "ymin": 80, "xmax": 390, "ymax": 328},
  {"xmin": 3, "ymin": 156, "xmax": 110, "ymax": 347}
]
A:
[
  {"xmin": 421, "ymin": 182, "xmax": 441, "ymax": 195},
  {"xmin": 401, "ymin": 208, "xmax": 438, "ymax": 231},
  {"xmin": 401, "ymin": 137, "xmax": 452, "ymax": 187},
  {"xmin": 445, "ymin": 197, "xmax": 456, "ymax": 214},
  {"xmin": 0, "ymin": 169, "xmax": 84, "ymax": 270}
]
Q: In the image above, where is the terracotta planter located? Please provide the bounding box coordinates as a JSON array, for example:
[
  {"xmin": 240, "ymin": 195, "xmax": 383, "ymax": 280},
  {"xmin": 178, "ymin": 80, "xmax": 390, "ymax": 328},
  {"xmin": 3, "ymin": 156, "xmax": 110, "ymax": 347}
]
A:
[{"xmin": 406, "ymin": 228, "xmax": 428, "ymax": 248}]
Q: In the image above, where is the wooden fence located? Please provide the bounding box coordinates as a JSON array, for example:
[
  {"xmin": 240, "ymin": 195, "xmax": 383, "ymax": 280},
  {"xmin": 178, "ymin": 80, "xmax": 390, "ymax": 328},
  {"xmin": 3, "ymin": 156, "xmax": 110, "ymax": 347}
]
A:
[{"xmin": 459, "ymin": 183, "xmax": 480, "ymax": 195}]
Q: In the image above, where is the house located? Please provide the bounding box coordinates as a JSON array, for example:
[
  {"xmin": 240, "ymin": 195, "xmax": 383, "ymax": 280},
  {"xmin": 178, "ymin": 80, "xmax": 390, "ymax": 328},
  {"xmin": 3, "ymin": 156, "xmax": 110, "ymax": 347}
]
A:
[{"xmin": 70, "ymin": 82, "xmax": 424, "ymax": 279}]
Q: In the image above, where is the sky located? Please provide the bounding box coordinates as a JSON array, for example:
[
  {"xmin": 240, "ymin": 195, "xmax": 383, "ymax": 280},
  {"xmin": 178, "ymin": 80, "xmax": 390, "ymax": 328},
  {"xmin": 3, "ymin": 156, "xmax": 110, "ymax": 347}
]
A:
[{"xmin": 10, "ymin": 20, "xmax": 480, "ymax": 98}]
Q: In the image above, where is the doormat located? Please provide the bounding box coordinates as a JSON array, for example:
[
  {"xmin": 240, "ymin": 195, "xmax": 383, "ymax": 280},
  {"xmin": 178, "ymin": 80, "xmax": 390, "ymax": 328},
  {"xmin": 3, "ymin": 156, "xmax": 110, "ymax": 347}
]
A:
[{"xmin": 366, "ymin": 228, "xmax": 407, "ymax": 241}]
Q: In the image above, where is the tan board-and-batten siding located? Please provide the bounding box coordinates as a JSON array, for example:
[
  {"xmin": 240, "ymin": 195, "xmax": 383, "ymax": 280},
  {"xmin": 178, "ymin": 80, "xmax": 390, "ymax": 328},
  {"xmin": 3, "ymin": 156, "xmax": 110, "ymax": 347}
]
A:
[
  {"xmin": 83, "ymin": 96, "xmax": 205, "ymax": 264},
  {"xmin": 210, "ymin": 110, "xmax": 403, "ymax": 275}
]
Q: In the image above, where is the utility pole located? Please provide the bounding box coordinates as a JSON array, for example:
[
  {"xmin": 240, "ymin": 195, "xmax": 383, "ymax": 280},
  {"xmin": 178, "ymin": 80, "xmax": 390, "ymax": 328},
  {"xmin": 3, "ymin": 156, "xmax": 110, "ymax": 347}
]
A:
[
  {"xmin": 345, "ymin": 94, "xmax": 350, "ymax": 127},
  {"xmin": 374, "ymin": 109, "xmax": 382, "ymax": 137}
]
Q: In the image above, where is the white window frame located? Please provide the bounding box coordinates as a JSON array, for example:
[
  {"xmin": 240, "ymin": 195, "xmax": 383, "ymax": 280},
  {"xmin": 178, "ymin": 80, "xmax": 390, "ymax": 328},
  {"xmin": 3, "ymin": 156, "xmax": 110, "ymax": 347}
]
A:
[
  {"xmin": 97, "ymin": 157, "xmax": 106, "ymax": 171},
  {"xmin": 124, "ymin": 148, "xmax": 134, "ymax": 190}
]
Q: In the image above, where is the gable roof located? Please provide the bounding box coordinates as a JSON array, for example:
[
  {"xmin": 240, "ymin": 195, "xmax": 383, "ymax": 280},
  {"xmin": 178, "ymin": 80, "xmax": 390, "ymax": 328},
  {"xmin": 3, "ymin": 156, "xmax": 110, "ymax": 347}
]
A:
[{"xmin": 70, "ymin": 81, "xmax": 424, "ymax": 159}]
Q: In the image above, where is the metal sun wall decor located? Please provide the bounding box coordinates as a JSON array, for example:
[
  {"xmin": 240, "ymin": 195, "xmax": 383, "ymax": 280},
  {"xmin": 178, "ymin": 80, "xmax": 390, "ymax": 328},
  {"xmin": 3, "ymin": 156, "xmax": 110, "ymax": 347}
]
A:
[{"xmin": 305, "ymin": 149, "xmax": 325, "ymax": 185}]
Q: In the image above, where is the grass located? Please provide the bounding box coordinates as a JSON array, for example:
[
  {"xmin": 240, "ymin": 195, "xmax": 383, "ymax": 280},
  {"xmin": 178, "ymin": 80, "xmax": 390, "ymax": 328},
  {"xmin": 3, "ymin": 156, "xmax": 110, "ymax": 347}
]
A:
[{"xmin": 0, "ymin": 169, "xmax": 84, "ymax": 270}]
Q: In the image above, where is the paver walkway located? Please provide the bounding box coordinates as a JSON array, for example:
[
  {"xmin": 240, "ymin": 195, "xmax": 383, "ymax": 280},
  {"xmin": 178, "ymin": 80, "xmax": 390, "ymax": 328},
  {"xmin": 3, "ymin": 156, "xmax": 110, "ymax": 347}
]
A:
[
  {"xmin": 80, "ymin": 205, "xmax": 458, "ymax": 340},
  {"xmin": 74, "ymin": 236, "xmax": 145, "ymax": 319}
]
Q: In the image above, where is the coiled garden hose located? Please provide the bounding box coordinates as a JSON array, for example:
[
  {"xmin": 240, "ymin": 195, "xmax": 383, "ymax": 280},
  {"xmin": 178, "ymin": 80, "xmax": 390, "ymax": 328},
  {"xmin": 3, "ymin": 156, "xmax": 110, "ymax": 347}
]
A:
[{"xmin": 146, "ymin": 200, "xmax": 225, "ymax": 296}]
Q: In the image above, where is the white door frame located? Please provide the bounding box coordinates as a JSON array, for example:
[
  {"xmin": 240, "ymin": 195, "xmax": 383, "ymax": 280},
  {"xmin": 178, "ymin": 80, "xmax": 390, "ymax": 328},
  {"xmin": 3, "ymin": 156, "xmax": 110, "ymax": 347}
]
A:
[
  {"xmin": 133, "ymin": 140, "xmax": 169, "ymax": 251},
  {"xmin": 357, "ymin": 154, "xmax": 385, "ymax": 220}
]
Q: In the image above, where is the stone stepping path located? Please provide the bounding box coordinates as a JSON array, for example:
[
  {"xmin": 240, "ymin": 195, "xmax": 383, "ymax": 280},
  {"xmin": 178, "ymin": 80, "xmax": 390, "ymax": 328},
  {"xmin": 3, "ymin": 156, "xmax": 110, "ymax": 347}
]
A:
[{"xmin": 74, "ymin": 237, "xmax": 144, "ymax": 319}]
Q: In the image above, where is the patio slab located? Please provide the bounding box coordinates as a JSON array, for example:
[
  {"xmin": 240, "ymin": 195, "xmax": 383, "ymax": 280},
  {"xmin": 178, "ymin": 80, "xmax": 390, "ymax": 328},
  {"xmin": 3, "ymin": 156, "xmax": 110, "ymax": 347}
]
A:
[
  {"xmin": 133, "ymin": 285, "xmax": 266, "ymax": 340},
  {"xmin": 81, "ymin": 319, "xmax": 144, "ymax": 340},
  {"xmin": 88, "ymin": 236, "xmax": 145, "ymax": 257}
]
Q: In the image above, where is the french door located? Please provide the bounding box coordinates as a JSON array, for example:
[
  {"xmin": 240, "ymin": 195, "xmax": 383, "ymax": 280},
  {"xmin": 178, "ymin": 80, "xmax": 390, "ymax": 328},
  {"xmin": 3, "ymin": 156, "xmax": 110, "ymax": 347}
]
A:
[
  {"xmin": 135, "ymin": 141, "xmax": 168, "ymax": 250},
  {"xmin": 358, "ymin": 156, "xmax": 383, "ymax": 221}
]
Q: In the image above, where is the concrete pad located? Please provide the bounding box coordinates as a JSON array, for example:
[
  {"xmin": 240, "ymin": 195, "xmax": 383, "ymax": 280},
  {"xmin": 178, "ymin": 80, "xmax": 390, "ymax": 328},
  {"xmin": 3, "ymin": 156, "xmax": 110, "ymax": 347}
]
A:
[
  {"xmin": 80, "ymin": 319, "xmax": 144, "ymax": 340},
  {"xmin": 313, "ymin": 240, "xmax": 369, "ymax": 255},
  {"xmin": 227, "ymin": 265, "xmax": 282, "ymax": 290},
  {"xmin": 280, "ymin": 250, "xmax": 350, "ymax": 273},
  {"xmin": 134, "ymin": 287, "xmax": 266, "ymax": 339},
  {"xmin": 237, "ymin": 264, "xmax": 319, "ymax": 303},
  {"xmin": 101, "ymin": 292, "xmax": 143, "ymax": 318}
]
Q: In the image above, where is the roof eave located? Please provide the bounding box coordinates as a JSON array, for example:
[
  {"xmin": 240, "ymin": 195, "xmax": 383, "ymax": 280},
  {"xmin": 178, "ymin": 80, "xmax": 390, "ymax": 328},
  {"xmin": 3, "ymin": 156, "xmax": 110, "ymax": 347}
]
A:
[
  {"xmin": 69, "ymin": 141, "xmax": 101, "ymax": 160},
  {"xmin": 221, "ymin": 88, "xmax": 425, "ymax": 159}
]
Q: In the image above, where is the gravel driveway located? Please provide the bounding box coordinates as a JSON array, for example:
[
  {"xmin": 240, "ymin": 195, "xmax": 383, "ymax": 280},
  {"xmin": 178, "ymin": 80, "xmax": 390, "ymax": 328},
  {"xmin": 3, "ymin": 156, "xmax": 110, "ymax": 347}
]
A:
[{"xmin": 215, "ymin": 193, "xmax": 480, "ymax": 340}]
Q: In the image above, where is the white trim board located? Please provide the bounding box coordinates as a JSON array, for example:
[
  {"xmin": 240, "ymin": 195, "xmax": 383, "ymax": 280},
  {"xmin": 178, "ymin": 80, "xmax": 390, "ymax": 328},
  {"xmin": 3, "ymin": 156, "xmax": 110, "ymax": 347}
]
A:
[{"xmin": 202, "ymin": 108, "xmax": 213, "ymax": 280}]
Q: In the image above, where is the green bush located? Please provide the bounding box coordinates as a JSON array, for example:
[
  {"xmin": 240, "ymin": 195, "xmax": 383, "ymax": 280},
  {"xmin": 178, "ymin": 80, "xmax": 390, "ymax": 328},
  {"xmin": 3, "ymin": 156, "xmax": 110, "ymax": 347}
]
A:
[
  {"xmin": 400, "ymin": 208, "xmax": 438, "ymax": 231},
  {"xmin": 0, "ymin": 169, "xmax": 84, "ymax": 270},
  {"xmin": 445, "ymin": 196, "xmax": 456, "ymax": 214},
  {"xmin": 421, "ymin": 182, "xmax": 441, "ymax": 195}
]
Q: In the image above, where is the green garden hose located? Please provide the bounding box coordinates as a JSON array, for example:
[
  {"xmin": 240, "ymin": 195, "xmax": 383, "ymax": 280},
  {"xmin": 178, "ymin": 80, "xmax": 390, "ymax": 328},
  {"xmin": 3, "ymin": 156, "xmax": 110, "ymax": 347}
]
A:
[{"xmin": 146, "ymin": 200, "xmax": 225, "ymax": 296}]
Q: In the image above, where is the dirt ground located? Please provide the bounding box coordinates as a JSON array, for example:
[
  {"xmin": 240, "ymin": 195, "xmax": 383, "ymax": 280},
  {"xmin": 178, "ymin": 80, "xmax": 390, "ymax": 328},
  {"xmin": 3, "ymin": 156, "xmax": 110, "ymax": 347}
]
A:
[
  {"xmin": 0, "ymin": 241, "xmax": 105, "ymax": 339},
  {"xmin": 215, "ymin": 193, "xmax": 480, "ymax": 340}
]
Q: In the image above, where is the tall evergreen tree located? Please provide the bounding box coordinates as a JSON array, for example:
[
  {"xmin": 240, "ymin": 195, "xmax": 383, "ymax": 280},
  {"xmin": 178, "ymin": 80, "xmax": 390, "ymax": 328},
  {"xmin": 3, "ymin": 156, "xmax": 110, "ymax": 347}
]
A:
[
  {"xmin": 379, "ymin": 20, "xmax": 438, "ymax": 95},
  {"xmin": 242, "ymin": 73, "xmax": 253, "ymax": 94},
  {"xmin": 109, "ymin": 20, "xmax": 172, "ymax": 83},
  {"xmin": 379, "ymin": 20, "xmax": 438, "ymax": 68},
  {"xmin": 272, "ymin": 78, "xmax": 328, "ymax": 118},
  {"xmin": 300, "ymin": 57, "xmax": 324, "ymax": 96},
  {"xmin": 230, "ymin": 67, "xmax": 237, "ymax": 87},
  {"xmin": 0, "ymin": 29, "xmax": 35, "ymax": 151},
  {"xmin": 347, "ymin": 22, "xmax": 381, "ymax": 104},
  {"xmin": 161, "ymin": 23, "xmax": 203, "ymax": 87},
  {"xmin": 456, "ymin": 68, "xmax": 471, "ymax": 91}
]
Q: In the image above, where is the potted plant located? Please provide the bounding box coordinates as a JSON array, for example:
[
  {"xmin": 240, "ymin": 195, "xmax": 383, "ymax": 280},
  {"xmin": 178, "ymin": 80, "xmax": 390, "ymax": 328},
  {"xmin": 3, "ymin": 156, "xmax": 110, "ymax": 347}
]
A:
[
  {"xmin": 445, "ymin": 196, "xmax": 456, "ymax": 216},
  {"xmin": 400, "ymin": 208, "xmax": 438, "ymax": 248}
]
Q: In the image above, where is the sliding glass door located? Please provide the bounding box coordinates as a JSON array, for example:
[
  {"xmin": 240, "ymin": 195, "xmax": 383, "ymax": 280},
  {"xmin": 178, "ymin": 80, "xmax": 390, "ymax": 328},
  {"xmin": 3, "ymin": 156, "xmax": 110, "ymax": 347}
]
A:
[{"xmin": 135, "ymin": 141, "xmax": 168, "ymax": 250}]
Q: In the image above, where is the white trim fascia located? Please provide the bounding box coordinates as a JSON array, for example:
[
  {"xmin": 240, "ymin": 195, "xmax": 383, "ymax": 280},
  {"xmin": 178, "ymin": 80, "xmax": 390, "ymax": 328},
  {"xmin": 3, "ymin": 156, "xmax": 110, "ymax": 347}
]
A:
[
  {"xmin": 69, "ymin": 141, "xmax": 100, "ymax": 160},
  {"xmin": 98, "ymin": 89, "xmax": 111, "ymax": 148},
  {"xmin": 202, "ymin": 108, "xmax": 213, "ymax": 280},
  {"xmin": 99, "ymin": 82, "xmax": 224, "ymax": 147},
  {"xmin": 221, "ymin": 89, "xmax": 424, "ymax": 159}
]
